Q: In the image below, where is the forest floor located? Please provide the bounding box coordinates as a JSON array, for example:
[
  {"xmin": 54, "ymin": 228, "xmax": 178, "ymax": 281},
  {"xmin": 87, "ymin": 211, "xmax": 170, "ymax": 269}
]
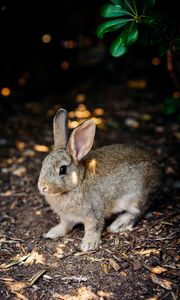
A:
[{"xmin": 0, "ymin": 54, "xmax": 180, "ymax": 300}]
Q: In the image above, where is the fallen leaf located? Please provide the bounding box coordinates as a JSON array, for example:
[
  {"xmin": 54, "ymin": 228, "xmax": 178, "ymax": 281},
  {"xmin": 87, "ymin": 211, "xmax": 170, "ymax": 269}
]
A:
[
  {"xmin": 109, "ymin": 258, "xmax": 120, "ymax": 271},
  {"xmin": 150, "ymin": 266, "xmax": 167, "ymax": 275},
  {"xmin": 151, "ymin": 274, "xmax": 173, "ymax": 290},
  {"xmin": 119, "ymin": 271, "xmax": 127, "ymax": 277},
  {"xmin": 0, "ymin": 277, "xmax": 14, "ymax": 282},
  {"xmin": 101, "ymin": 262, "xmax": 109, "ymax": 274},
  {"xmin": 28, "ymin": 270, "xmax": 46, "ymax": 287},
  {"xmin": 52, "ymin": 286, "xmax": 99, "ymax": 300},
  {"xmin": 125, "ymin": 118, "xmax": 140, "ymax": 128},
  {"xmin": 2, "ymin": 254, "xmax": 30, "ymax": 269},
  {"xmin": 11, "ymin": 291, "xmax": 29, "ymax": 300},
  {"xmin": 24, "ymin": 249, "xmax": 45, "ymax": 266},
  {"xmin": 134, "ymin": 248, "xmax": 160, "ymax": 256},
  {"xmin": 97, "ymin": 290, "xmax": 114, "ymax": 298},
  {"xmin": 12, "ymin": 166, "xmax": 26, "ymax": 177}
]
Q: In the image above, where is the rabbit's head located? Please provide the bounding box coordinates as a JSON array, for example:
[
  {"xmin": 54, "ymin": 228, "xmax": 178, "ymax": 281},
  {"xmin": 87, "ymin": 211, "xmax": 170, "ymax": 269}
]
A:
[{"xmin": 38, "ymin": 109, "xmax": 96, "ymax": 195}]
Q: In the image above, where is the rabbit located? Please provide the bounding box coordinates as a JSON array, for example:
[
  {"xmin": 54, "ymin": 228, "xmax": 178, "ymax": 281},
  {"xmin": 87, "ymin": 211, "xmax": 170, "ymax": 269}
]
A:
[{"xmin": 38, "ymin": 108, "xmax": 162, "ymax": 252}]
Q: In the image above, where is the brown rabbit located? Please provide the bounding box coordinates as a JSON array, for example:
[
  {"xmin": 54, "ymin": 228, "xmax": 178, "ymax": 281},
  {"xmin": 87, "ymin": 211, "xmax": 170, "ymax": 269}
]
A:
[{"xmin": 38, "ymin": 108, "xmax": 162, "ymax": 251}]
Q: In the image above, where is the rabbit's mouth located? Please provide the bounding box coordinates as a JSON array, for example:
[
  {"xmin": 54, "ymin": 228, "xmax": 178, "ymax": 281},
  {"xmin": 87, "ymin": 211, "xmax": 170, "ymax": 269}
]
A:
[{"xmin": 38, "ymin": 182, "xmax": 70, "ymax": 195}]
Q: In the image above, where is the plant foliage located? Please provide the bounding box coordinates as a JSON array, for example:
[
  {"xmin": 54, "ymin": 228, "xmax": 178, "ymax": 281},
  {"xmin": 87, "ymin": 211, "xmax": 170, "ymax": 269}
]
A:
[{"xmin": 97, "ymin": 0, "xmax": 180, "ymax": 57}]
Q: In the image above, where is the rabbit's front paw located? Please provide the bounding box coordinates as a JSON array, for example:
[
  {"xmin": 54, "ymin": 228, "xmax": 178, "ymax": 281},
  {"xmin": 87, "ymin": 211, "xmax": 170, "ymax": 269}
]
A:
[
  {"xmin": 80, "ymin": 235, "xmax": 101, "ymax": 252},
  {"xmin": 43, "ymin": 223, "xmax": 67, "ymax": 239}
]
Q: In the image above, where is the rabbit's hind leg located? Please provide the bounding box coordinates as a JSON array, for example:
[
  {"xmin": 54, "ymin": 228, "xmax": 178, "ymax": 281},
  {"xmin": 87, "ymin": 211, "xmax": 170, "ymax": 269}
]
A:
[
  {"xmin": 107, "ymin": 211, "xmax": 138, "ymax": 232},
  {"xmin": 107, "ymin": 194, "xmax": 143, "ymax": 233}
]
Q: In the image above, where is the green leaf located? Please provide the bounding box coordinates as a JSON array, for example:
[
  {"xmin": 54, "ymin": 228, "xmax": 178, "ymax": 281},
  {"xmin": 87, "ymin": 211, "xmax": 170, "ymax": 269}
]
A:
[
  {"xmin": 163, "ymin": 97, "xmax": 180, "ymax": 115},
  {"xmin": 100, "ymin": 4, "xmax": 132, "ymax": 18},
  {"xmin": 140, "ymin": 15, "xmax": 160, "ymax": 26},
  {"xmin": 97, "ymin": 18, "xmax": 132, "ymax": 39},
  {"xmin": 157, "ymin": 42, "xmax": 168, "ymax": 56},
  {"xmin": 173, "ymin": 38, "xmax": 180, "ymax": 51},
  {"xmin": 110, "ymin": 0, "xmax": 123, "ymax": 6},
  {"xmin": 122, "ymin": 22, "xmax": 138, "ymax": 46},
  {"xmin": 109, "ymin": 21, "xmax": 138, "ymax": 57},
  {"xmin": 110, "ymin": 35, "xmax": 128, "ymax": 57}
]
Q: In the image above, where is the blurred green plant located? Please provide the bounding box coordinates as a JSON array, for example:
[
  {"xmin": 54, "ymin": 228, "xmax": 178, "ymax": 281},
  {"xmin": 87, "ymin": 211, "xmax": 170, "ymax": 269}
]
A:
[
  {"xmin": 97, "ymin": 0, "xmax": 180, "ymax": 115},
  {"xmin": 163, "ymin": 94, "xmax": 180, "ymax": 117},
  {"xmin": 97, "ymin": 0, "xmax": 180, "ymax": 58}
]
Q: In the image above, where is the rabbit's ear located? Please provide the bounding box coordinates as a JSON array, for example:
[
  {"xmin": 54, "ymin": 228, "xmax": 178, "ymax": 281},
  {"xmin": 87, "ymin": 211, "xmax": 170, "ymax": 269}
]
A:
[
  {"xmin": 67, "ymin": 119, "xmax": 96, "ymax": 161},
  {"xmin": 53, "ymin": 109, "xmax": 68, "ymax": 149}
]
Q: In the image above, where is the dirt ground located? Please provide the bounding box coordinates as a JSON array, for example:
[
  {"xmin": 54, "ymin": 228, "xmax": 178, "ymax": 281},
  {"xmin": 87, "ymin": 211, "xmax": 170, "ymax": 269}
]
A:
[{"xmin": 0, "ymin": 58, "xmax": 180, "ymax": 300}]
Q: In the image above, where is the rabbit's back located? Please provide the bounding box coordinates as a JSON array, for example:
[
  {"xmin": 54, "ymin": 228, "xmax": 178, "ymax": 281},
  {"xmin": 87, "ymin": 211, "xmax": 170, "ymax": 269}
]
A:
[{"xmin": 83, "ymin": 144, "xmax": 162, "ymax": 215}]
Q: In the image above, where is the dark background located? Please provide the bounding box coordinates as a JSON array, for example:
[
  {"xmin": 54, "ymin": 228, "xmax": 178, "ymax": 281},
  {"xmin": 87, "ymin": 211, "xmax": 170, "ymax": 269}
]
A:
[{"xmin": 0, "ymin": 0, "xmax": 179, "ymax": 101}]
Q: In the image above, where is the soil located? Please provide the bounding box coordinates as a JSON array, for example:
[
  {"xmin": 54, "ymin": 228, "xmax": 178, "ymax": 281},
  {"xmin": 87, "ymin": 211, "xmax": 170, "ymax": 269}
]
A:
[{"xmin": 0, "ymin": 54, "xmax": 179, "ymax": 300}]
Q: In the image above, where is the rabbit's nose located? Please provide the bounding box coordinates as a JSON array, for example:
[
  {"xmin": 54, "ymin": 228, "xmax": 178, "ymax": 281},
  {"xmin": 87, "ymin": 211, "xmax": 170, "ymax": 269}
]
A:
[
  {"xmin": 42, "ymin": 186, "xmax": 48, "ymax": 193},
  {"xmin": 38, "ymin": 183, "xmax": 48, "ymax": 194}
]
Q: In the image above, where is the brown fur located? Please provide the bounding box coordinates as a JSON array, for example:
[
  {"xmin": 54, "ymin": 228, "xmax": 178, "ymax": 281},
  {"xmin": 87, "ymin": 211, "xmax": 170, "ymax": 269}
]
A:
[{"xmin": 38, "ymin": 109, "xmax": 162, "ymax": 251}]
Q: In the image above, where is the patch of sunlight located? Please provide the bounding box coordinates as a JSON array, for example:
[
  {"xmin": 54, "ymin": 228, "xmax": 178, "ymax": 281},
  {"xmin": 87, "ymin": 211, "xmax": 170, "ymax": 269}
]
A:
[
  {"xmin": 6, "ymin": 280, "xmax": 26, "ymax": 292},
  {"xmin": 88, "ymin": 159, "xmax": 96, "ymax": 174},
  {"xmin": 1, "ymin": 87, "xmax": 11, "ymax": 96},
  {"xmin": 24, "ymin": 249, "xmax": 46, "ymax": 266},
  {"xmin": 127, "ymin": 79, "xmax": 147, "ymax": 90},
  {"xmin": 53, "ymin": 243, "xmax": 66, "ymax": 259},
  {"xmin": 93, "ymin": 108, "xmax": 105, "ymax": 116},
  {"xmin": 74, "ymin": 109, "xmax": 91, "ymax": 118},
  {"xmin": 72, "ymin": 171, "xmax": 78, "ymax": 185},
  {"xmin": 52, "ymin": 286, "xmax": 99, "ymax": 300},
  {"xmin": 15, "ymin": 141, "xmax": 26, "ymax": 151},
  {"xmin": 75, "ymin": 94, "xmax": 86, "ymax": 103},
  {"xmin": 68, "ymin": 120, "xmax": 79, "ymax": 129},
  {"xmin": 42, "ymin": 34, "xmax": 52, "ymax": 43},
  {"xmin": 151, "ymin": 57, "xmax": 161, "ymax": 66},
  {"xmin": 33, "ymin": 144, "xmax": 49, "ymax": 152},
  {"xmin": 60, "ymin": 61, "xmax": 70, "ymax": 70}
]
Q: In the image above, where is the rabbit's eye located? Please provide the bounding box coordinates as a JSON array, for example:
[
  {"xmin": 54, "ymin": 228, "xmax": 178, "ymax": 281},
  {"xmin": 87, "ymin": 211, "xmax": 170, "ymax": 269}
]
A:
[{"xmin": 59, "ymin": 165, "xmax": 67, "ymax": 175}]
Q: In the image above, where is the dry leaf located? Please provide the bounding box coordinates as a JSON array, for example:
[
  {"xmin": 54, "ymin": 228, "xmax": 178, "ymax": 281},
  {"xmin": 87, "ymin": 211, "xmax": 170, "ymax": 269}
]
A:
[
  {"xmin": 97, "ymin": 290, "xmax": 113, "ymax": 298},
  {"xmin": 101, "ymin": 262, "xmax": 109, "ymax": 274},
  {"xmin": 151, "ymin": 274, "xmax": 173, "ymax": 290},
  {"xmin": 125, "ymin": 118, "xmax": 140, "ymax": 128},
  {"xmin": 52, "ymin": 286, "xmax": 99, "ymax": 300},
  {"xmin": 109, "ymin": 258, "xmax": 120, "ymax": 271},
  {"xmin": 119, "ymin": 271, "xmax": 127, "ymax": 277},
  {"xmin": 0, "ymin": 277, "xmax": 14, "ymax": 282},
  {"xmin": 28, "ymin": 270, "xmax": 46, "ymax": 287},
  {"xmin": 150, "ymin": 266, "xmax": 167, "ymax": 275},
  {"xmin": 24, "ymin": 249, "xmax": 45, "ymax": 266},
  {"xmin": 12, "ymin": 166, "xmax": 26, "ymax": 177},
  {"xmin": 11, "ymin": 291, "xmax": 29, "ymax": 300},
  {"xmin": 2, "ymin": 254, "xmax": 30, "ymax": 269},
  {"xmin": 134, "ymin": 248, "xmax": 160, "ymax": 256}
]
